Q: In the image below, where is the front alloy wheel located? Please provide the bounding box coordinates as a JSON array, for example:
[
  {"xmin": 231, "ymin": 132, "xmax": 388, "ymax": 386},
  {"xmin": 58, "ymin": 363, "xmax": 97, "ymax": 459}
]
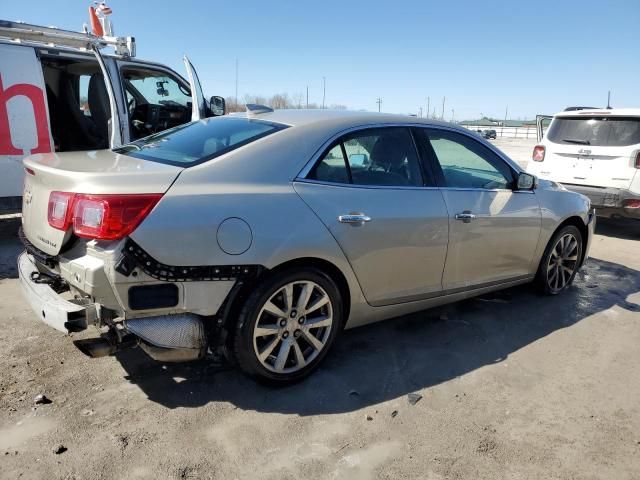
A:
[
  {"xmin": 233, "ymin": 268, "xmax": 342, "ymax": 384},
  {"xmin": 536, "ymin": 225, "xmax": 583, "ymax": 295}
]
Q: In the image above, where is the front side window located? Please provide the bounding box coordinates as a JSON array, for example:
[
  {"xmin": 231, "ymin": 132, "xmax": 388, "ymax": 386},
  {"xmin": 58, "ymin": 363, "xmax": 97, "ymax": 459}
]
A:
[
  {"xmin": 114, "ymin": 117, "xmax": 287, "ymax": 166},
  {"xmin": 121, "ymin": 67, "xmax": 193, "ymax": 140},
  {"xmin": 423, "ymin": 129, "xmax": 514, "ymax": 189},
  {"xmin": 309, "ymin": 128, "xmax": 423, "ymax": 187}
]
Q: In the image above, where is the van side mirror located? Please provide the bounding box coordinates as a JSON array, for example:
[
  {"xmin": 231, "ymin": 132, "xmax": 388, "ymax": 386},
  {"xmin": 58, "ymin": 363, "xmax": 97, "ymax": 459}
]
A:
[
  {"xmin": 210, "ymin": 96, "xmax": 226, "ymax": 116},
  {"xmin": 517, "ymin": 172, "xmax": 537, "ymax": 190}
]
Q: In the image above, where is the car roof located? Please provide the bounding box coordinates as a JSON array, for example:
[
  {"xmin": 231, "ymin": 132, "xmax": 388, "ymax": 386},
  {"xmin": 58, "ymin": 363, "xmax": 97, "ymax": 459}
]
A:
[
  {"xmin": 554, "ymin": 108, "xmax": 640, "ymax": 118},
  {"xmin": 233, "ymin": 109, "xmax": 456, "ymax": 129}
]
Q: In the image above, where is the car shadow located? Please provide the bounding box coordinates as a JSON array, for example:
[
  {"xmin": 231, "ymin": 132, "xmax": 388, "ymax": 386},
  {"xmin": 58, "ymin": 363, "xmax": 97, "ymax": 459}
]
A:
[
  {"xmin": 595, "ymin": 217, "xmax": 639, "ymax": 241},
  {"xmin": 113, "ymin": 256, "xmax": 640, "ymax": 414}
]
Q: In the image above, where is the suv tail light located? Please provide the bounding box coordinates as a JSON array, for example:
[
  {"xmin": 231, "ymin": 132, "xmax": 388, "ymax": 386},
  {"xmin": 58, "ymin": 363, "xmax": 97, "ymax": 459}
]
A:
[
  {"xmin": 623, "ymin": 199, "xmax": 640, "ymax": 209},
  {"xmin": 532, "ymin": 145, "xmax": 546, "ymax": 162},
  {"xmin": 634, "ymin": 151, "xmax": 640, "ymax": 169},
  {"xmin": 48, "ymin": 192, "xmax": 162, "ymax": 240}
]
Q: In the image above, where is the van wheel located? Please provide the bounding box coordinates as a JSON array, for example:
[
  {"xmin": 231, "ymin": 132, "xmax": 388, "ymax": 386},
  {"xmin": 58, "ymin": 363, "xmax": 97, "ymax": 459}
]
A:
[
  {"xmin": 232, "ymin": 268, "xmax": 342, "ymax": 385},
  {"xmin": 535, "ymin": 225, "xmax": 583, "ymax": 295}
]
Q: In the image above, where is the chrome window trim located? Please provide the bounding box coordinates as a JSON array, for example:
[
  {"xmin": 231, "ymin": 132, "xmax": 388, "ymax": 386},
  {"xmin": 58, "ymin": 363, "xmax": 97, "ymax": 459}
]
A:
[
  {"xmin": 296, "ymin": 121, "xmax": 524, "ymax": 184},
  {"xmin": 293, "ymin": 178, "xmax": 440, "ymax": 191}
]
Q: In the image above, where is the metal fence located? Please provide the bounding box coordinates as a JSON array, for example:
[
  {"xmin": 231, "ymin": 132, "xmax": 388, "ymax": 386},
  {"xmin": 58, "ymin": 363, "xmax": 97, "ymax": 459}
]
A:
[{"xmin": 462, "ymin": 125, "xmax": 546, "ymax": 139}]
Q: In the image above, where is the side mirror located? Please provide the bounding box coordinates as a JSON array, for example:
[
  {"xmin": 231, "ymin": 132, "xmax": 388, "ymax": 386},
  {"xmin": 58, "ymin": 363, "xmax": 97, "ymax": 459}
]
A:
[
  {"xmin": 209, "ymin": 96, "xmax": 226, "ymax": 116},
  {"xmin": 349, "ymin": 153, "xmax": 369, "ymax": 167},
  {"xmin": 517, "ymin": 172, "xmax": 537, "ymax": 190}
]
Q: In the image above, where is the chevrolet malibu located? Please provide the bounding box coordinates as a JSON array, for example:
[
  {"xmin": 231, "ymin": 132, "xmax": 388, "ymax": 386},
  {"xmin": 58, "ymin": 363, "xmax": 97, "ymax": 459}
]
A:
[{"xmin": 19, "ymin": 109, "xmax": 595, "ymax": 384}]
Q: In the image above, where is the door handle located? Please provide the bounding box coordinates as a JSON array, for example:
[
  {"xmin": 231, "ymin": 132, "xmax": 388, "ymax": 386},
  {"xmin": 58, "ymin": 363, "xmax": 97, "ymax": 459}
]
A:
[
  {"xmin": 455, "ymin": 211, "xmax": 476, "ymax": 223},
  {"xmin": 338, "ymin": 214, "xmax": 371, "ymax": 225}
]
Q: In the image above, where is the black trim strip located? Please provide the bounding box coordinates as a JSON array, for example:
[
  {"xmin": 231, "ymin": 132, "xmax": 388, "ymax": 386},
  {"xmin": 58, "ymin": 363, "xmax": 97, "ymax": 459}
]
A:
[
  {"xmin": 18, "ymin": 227, "xmax": 58, "ymax": 268},
  {"xmin": 117, "ymin": 239, "xmax": 264, "ymax": 282}
]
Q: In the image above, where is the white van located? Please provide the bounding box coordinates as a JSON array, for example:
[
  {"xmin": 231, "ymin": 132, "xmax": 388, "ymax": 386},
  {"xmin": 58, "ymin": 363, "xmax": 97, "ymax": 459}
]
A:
[
  {"xmin": 0, "ymin": 18, "xmax": 225, "ymax": 214},
  {"xmin": 528, "ymin": 108, "xmax": 640, "ymax": 219}
]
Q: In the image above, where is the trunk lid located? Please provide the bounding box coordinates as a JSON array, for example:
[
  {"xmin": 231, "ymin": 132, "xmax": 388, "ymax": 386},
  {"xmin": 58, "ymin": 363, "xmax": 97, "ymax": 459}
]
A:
[{"xmin": 22, "ymin": 149, "xmax": 182, "ymax": 255}]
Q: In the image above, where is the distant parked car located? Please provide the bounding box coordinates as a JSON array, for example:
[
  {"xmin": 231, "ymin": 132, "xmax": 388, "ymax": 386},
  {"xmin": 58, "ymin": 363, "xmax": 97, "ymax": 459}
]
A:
[
  {"xmin": 20, "ymin": 110, "xmax": 594, "ymax": 384},
  {"xmin": 483, "ymin": 129, "xmax": 497, "ymax": 139}
]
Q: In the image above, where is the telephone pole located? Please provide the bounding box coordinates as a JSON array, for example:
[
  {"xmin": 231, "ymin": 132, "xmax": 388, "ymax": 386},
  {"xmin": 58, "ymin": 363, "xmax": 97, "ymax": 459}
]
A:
[
  {"xmin": 306, "ymin": 85, "xmax": 309, "ymax": 109},
  {"xmin": 426, "ymin": 97, "xmax": 430, "ymax": 119},
  {"xmin": 376, "ymin": 97, "xmax": 382, "ymax": 112},
  {"xmin": 234, "ymin": 58, "xmax": 238, "ymax": 108},
  {"xmin": 441, "ymin": 96, "xmax": 446, "ymax": 120},
  {"xmin": 322, "ymin": 77, "xmax": 326, "ymax": 109},
  {"xmin": 419, "ymin": 107, "xmax": 423, "ymax": 118}
]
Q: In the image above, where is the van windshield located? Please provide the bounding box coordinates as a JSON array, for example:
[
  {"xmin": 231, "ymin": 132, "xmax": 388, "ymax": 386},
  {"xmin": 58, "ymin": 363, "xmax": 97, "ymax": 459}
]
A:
[
  {"xmin": 114, "ymin": 117, "xmax": 287, "ymax": 166},
  {"xmin": 546, "ymin": 116, "xmax": 640, "ymax": 147}
]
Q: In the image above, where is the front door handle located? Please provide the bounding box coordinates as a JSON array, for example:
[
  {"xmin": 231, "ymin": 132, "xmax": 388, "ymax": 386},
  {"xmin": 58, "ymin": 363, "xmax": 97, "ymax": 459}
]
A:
[
  {"xmin": 455, "ymin": 211, "xmax": 476, "ymax": 223},
  {"xmin": 338, "ymin": 214, "xmax": 371, "ymax": 225}
]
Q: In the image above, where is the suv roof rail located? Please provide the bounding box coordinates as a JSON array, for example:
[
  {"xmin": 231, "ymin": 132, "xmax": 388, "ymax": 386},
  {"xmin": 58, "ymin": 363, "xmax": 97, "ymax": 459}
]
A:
[
  {"xmin": 0, "ymin": 19, "xmax": 135, "ymax": 57},
  {"xmin": 563, "ymin": 106, "xmax": 600, "ymax": 112}
]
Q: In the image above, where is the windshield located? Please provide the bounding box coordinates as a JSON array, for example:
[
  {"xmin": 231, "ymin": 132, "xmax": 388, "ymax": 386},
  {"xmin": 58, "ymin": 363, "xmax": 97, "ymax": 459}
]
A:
[
  {"xmin": 546, "ymin": 116, "xmax": 640, "ymax": 147},
  {"xmin": 114, "ymin": 117, "xmax": 288, "ymax": 166}
]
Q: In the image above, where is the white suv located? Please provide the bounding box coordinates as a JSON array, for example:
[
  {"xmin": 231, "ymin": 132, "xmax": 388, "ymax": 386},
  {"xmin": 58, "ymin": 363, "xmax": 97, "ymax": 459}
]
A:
[{"xmin": 528, "ymin": 108, "xmax": 640, "ymax": 219}]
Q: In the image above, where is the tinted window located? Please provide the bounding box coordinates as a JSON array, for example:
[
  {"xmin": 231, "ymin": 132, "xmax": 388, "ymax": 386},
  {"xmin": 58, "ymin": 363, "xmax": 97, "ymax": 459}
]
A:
[
  {"xmin": 309, "ymin": 128, "xmax": 423, "ymax": 187},
  {"xmin": 425, "ymin": 129, "xmax": 514, "ymax": 189},
  {"xmin": 546, "ymin": 116, "xmax": 640, "ymax": 147},
  {"xmin": 114, "ymin": 117, "xmax": 287, "ymax": 166}
]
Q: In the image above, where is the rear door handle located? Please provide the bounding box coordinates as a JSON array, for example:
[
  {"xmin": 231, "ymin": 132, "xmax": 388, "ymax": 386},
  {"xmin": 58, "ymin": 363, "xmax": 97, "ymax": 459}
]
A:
[
  {"xmin": 338, "ymin": 214, "xmax": 371, "ymax": 225},
  {"xmin": 455, "ymin": 211, "xmax": 476, "ymax": 223}
]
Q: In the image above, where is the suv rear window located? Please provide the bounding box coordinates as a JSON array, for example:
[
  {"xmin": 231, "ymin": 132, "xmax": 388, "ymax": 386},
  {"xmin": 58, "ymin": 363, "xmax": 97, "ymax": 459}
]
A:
[
  {"xmin": 114, "ymin": 117, "xmax": 287, "ymax": 166},
  {"xmin": 546, "ymin": 116, "xmax": 640, "ymax": 147}
]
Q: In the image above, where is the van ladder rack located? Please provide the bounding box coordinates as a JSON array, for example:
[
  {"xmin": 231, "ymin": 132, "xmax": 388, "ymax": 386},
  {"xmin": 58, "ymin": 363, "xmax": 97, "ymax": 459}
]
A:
[{"xmin": 0, "ymin": 20, "xmax": 135, "ymax": 57}]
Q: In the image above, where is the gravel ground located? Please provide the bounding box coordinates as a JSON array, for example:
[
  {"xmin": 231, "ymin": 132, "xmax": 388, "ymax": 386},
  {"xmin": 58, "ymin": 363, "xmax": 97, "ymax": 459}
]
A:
[
  {"xmin": 491, "ymin": 137, "xmax": 537, "ymax": 169},
  {"xmin": 0, "ymin": 211, "xmax": 639, "ymax": 479}
]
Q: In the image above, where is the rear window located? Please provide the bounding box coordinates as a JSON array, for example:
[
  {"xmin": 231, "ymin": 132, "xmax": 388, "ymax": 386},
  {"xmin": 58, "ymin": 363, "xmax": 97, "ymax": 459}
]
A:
[
  {"xmin": 546, "ymin": 116, "xmax": 640, "ymax": 147},
  {"xmin": 114, "ymin": 117, "xmax": 287, "ymax": 166}
]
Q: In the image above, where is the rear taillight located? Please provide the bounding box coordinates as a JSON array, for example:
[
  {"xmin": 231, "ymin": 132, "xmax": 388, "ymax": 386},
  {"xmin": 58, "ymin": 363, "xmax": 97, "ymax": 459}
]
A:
[
  {"xmin": 48, "ymin": 191, "xmax": 75, "ymax": 230},
  {"xmin": 634, "ymin": 151, "xmax": 640, "ymax": 169},
  {"xmin": 48, "ymin": 192, "xmax": 162, "ymax": 240},
  {"xmin": 623, "ymin": 199, "xmax": 640, "ymax": 209},
  {"xmin": 532, "ymin": 145, "xmax": 546, "ymax": 162}
]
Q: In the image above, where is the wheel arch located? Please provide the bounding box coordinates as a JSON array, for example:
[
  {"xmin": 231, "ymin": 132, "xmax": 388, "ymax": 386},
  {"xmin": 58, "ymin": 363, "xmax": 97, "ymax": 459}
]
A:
[
  {"xmin": 552, "ymin": 215, "xmax": 589, "ymax": 267},
  {"xmin": 219, "ymin": 256, "xmax": 352, "ymax": 332}
]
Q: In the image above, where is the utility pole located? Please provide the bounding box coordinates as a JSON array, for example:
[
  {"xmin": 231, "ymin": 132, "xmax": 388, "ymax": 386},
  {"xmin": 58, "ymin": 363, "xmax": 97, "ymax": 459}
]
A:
[
  {"xmin": 322, "ymin": 77, "xmax": 326, "ymax": 109},
  {"xmin": 426, "ymin": 97, "xmax": 430, "ymax": 119},
  {"xmin": 376, "ymin": 97, "xmax": 382, "ymax": 112},
  {"xmin": 235, "ymin": 58, "xmax": 238, "ymax": 109},
  {"xmin": 451, "ymin": 109, "xmax": 455, "ymax": 123},
  {"xmin": 306, "ymin": 85, "xmax": 309, "ymax": 109},
  {"xmin": 419, "ymin": 107, "xmax": 423, "ymax": 118},
  {"xmin": 502, "ymin": 105, "xmax": 508, "ymax": 137},
  {"xmin": 441, "ymin": 96, "xmax": 446, "ymax": 120}
]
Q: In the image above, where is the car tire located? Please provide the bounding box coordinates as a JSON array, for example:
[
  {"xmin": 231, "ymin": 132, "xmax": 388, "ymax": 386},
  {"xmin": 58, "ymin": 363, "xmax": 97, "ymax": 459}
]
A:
[
  {"xmin": 232, "ymin": 267, "xmax": 343, "ymax": 385},
  {"xmin": 535, "ymin": 225, "xmax": 583, "ymax": 295}
]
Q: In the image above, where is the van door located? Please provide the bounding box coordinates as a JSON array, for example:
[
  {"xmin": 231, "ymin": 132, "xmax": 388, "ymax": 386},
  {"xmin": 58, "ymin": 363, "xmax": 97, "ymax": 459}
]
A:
[
  {"xmin": 183, "ymin": 56, "xmax": 206, "ymax": 121},
  {"xmin": 90, "ymin": 45, "xmax": 123, "ymax": 147},
  {"xmin": 0, "ymin": 43, "xmax": 53, "ymax": 211}
]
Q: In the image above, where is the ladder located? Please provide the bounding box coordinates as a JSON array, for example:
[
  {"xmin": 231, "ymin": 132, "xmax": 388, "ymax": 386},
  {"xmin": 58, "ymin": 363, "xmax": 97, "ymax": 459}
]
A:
[{"xmin": 0, "ymin": 20, "xmax": 135, "ymax": 57}]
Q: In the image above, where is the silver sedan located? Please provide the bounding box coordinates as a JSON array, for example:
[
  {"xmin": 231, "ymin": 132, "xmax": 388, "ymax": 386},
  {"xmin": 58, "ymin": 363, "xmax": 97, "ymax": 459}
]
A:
[{"xmin": 19, "ymin": 109, "xmax": 595, "ymax": 384}]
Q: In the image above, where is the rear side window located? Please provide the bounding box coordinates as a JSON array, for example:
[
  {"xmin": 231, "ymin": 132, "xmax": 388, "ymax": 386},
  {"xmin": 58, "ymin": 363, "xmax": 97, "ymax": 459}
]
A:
[
  {"xmin": 309, "ymin": 127, "xmax": 424, "ymax": 187},
  {"xmin": 114, "ymin": 117, "xmax": 287, "ymax": 166},
  {"xmin": 546, "ymin": 116, "xmax": 640, "ymax": 147}
]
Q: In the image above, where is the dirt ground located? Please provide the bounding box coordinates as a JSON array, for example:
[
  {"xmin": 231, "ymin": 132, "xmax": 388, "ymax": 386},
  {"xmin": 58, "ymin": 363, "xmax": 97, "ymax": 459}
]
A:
[{"xmin": 1, "ymin": 212, "xmax": 639, "ymax": 479}]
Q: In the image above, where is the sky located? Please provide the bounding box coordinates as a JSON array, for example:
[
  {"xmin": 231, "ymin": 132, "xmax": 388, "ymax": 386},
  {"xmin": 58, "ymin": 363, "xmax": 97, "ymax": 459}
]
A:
[{"xmin": 3, "ymin": 0, "xmax": 639, "ymax": 120}]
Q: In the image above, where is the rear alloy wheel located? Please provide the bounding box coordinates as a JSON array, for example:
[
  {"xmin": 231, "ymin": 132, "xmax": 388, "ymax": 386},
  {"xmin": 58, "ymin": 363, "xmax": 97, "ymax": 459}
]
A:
[
  {"xmin": 536, "ymin": 225, "xmax": 583, "ymax": 295},
  {"xmin": 233, "ymin": 268, "xmax": 342, "ymax": 384}
]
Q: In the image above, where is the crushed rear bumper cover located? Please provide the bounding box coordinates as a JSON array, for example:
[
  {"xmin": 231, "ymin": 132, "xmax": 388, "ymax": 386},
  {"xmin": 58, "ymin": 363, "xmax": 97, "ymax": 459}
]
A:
[
  {"xmin": 562, "ymin": 184, "xmax": 640, "ymax": 219},
  {"xmin": 18, "ymin": 252, "xmax": 91, "ymax": 333}
]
